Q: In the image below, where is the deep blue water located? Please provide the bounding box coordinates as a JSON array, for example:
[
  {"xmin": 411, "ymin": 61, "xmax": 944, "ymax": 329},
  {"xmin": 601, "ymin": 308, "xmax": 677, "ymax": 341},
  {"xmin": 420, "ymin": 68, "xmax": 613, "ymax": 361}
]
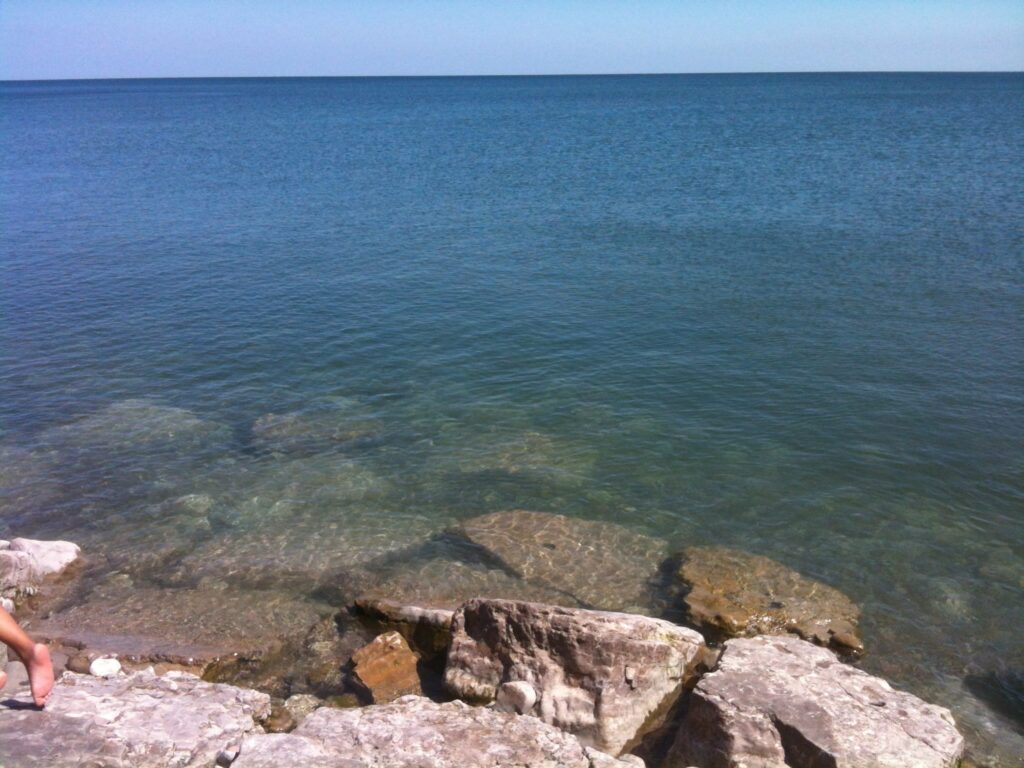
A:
[{"xmin": 2, "ymin": 74, "xmax": 1023, "ymax": 763}]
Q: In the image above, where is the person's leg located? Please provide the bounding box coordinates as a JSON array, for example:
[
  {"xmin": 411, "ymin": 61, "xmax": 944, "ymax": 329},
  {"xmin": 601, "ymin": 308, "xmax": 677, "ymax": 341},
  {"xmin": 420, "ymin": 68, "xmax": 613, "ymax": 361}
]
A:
[{"xmin": 0, "ymin": 605, "xmax": 53, "ymax": 706}]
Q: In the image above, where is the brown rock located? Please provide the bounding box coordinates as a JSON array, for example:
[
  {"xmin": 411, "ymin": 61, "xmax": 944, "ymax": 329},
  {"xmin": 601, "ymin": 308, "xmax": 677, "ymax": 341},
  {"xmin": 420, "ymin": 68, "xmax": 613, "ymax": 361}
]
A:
[
  {"xmin": 353, "ymin": 598, "xmax": 454, "ymax": 658},
  {"xmin": 678, "ymin": 546, "xmax": 864, "ymax": 655},
  {"xmin": 264, "ymin": 702, "xmax": 297, "ymax": 734},
  {"xmin": 451, "ymin": 510, "xmax": 668, "ymax": 612},
  {"xmin": 350, "ymin": 631, "xmax": 422, "ymax": 704}
]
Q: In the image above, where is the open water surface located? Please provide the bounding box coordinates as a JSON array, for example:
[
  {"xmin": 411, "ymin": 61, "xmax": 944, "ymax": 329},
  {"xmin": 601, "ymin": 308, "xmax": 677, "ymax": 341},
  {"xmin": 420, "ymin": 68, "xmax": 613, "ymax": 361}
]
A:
[{"xmin": 1, "ymin": 74, "xmax": 1023, "ymax": 764}]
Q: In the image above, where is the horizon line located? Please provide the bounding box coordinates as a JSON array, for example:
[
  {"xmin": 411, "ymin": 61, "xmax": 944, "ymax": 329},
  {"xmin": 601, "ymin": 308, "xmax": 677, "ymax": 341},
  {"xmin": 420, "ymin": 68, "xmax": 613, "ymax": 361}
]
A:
[{"xmin": 3, "ymin": 69, "xmax": 1023, "ymax": 84}]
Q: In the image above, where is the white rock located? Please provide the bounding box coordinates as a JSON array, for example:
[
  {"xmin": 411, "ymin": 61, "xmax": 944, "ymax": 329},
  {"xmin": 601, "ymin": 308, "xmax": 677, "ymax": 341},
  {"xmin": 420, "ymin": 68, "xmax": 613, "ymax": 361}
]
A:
[
  {"xmin": 445, "ymin": 599, "xmax": 708, "ymax": 756},
  {"xmin": 495, "ymin": 680, "xmax": 538, "ymax": 715},
  {"xmin": 668, "ymin": 634, "xmax": 964, "ymax": 768},
  {"xmin": 9, "ymin": 538, "xmax": 80, "ymax": 577},
  {"xmin": 89, "ymin": 657, "xmax": 122, "ymax": 677},
  {"xmin": 0, "ymin": 538, "xmax": 81, "ymax": 598}
]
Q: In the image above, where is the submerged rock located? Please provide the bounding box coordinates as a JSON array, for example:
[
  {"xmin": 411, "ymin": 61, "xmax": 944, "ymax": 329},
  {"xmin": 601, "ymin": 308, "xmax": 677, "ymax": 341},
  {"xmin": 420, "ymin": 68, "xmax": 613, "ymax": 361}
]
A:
[
  {"xmin": 0, "ymin": 669, "xmax": 270, "ymax": 768},
  {"xmin": 0, "ymin": 537, "xmax": 81, "ymax": 600},
  {"xmin": 355, "ymin": 554, "xmax": 581, "ymax": 613},
  {"xmin": 232, "ymin": 695, "xmax": 641, "ymax": 768},
  {"xmin": 45, "ymin": 399, "xmax": 231, "ymax": 452},
  {"xmin": 251, "ymin": 405, "xmax": 380, "ymax": 456},
  {"xmin": 24, "ymin": 582, "xmax": 329, "ymax": 688},
  {"xmin": 444, "ymin": 598, "xmax": 707, "ymax": 756},
  {"xmin": 668, "ymin": 634, "xmax": 964, "ymax": 768},
  {"xmin": 678, "ymin": 545, "xmax": 864, "ymax": 655},
  {"xmin": 451, "ymin": 510, "xmax": 668, "ymax": 612},
  {"xmin": 349, "ymin": 631, "xmax": 422, "ymax": 704}
]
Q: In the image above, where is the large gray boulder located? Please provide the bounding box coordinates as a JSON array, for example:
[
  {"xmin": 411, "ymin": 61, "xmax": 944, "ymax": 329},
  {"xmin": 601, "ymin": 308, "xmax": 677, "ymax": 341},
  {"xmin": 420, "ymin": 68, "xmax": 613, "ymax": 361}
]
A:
[
  {"xmin": 451, "ymin": 510, "xmax": 668, "ymax": 612},
  {"xmin": 0, "ymin": 669, "xmax": 270, "ymax": 768},
  {"xmin": 668, "ymin": 635, "xmax": 964, "ymax": 768},
  {"xmin": 233, "ymin": 695, "xmax": 641, "ymax": 768},
  {"xmin": 0, "ymin": 538, "xmax": 81, "ymax": 599},
  {"xmin": 678, "ymin": 546, "xmax": 864, "ymax": 656},
  {"xmin": 444, "ymin": 599, "xmax": 707, "ymax": 756}
]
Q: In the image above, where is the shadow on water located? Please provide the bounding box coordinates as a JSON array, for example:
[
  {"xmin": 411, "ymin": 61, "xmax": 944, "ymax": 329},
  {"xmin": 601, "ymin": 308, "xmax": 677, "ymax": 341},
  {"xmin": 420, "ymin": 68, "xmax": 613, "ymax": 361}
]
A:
[{"xmin": 964, "ymin": 671, "xmax": 1024, "ymax": 736}]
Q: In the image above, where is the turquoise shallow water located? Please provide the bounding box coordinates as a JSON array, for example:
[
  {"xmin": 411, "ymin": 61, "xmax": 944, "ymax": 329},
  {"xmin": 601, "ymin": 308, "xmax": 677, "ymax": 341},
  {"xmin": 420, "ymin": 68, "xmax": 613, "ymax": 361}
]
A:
[{"xmin": 1, "ymin": 74, "xmax": 1023, "ymax": 763}]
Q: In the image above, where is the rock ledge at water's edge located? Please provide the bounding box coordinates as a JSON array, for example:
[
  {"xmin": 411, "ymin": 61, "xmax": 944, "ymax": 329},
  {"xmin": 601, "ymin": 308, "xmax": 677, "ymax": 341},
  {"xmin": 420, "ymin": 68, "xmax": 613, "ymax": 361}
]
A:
[{"xmin": 0, "ymin": 537, "xmax": 966, "ymax": 767}]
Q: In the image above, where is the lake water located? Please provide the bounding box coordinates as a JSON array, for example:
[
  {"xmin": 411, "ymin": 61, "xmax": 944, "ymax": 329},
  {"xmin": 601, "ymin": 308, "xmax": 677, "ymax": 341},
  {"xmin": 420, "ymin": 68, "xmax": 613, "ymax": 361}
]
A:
[{"xmin": 1, "ymin": 74, "xmax": 1022, "ymax": 764}]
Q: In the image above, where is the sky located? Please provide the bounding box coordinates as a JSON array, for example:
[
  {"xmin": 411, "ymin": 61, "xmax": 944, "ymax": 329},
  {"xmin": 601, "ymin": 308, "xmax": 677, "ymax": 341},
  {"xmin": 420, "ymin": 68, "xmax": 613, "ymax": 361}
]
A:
[{"xmin": 1, "ymin": 1, "xmax": 1022, "ymax": 80}]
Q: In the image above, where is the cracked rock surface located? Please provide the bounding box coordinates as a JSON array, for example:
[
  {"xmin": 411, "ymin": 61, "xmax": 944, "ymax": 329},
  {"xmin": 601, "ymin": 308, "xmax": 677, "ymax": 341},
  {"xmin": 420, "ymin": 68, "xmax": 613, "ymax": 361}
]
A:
[
  {"xmin": 444, "ymin": 598, "xmax": 707, "ymax": 755},
  {"xmin": 233, "ymin": 694, "xmax": 641, "ymax": 768},
  {"xmin": 668, "ymin": 634, "xmax": 964, "ymax": 768},
  {"xmin": 0, "ymin": 669, "xmax": 270, "ymax": 768}
]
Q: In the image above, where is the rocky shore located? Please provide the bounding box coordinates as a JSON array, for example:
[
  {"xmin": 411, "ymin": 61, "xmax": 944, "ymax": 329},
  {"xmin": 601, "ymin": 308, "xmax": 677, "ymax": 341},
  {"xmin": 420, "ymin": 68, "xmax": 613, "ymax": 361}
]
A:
[{"xmin": 0, "ymin": 519, "xmax": 968, "ymax": 767}]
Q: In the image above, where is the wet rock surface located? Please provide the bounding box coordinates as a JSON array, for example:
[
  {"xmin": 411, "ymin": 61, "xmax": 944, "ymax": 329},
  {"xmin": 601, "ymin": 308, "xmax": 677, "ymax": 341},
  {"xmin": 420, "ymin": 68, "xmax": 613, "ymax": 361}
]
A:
[
  {"xmin": 0, "ymin": 669, "xmax": 270, "ymax": 768},
  {"xmin": 444, "ymin": 598, "xmax": 707, "ymax": 755},
  {"xmin": 24, "ymin": 580, "xmax": 330, "ymax": 681},
  {"xmin": 451, "ymin": 510, "xmax": 668, "ymax": 612},
  {"xmin": 353, "ymin": 598, "xmax": 455, "ymax": 658},
  {"xmin": 678, "ymin": 545, "xmax": 864, "ymax": 655},
  {"xmin": 232, "ymin": 695, "xmax": 642, "ymax": 768},
  {"xmin": 354, "ymin": 553, "xmax": 581, "ymax": 611},
  {"xmin": 349, "ymin": 631, "xmax": 422, "ymax": 703},
  {"xmin": 669, "ymin": 634, "xmax": 964, "ymax": 768}
]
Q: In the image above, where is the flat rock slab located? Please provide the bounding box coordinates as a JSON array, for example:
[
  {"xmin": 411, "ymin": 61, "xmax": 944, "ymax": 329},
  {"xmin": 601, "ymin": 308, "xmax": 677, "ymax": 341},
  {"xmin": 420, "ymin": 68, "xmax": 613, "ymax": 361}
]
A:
[
  {"xmin": 444, "ymin": 599, "xmax": 707, "ymax": 756},
  {"xmin": 451, "ymin": 510, "xmax": 668, "ymax": 612},
  {"xmin": 25, "ymin": 582, "xmax": 329, "ymax": 671},
  {"xmin": 233, "ymin": 695, "xmax": 641, "ymax": 768},
  {"xmin": 669, "ymin": 635, "xmax": 964, "ymax": 768},
  {"xmin": 356, "ymin": 555, "xmax": 581, "ymax": 611},
  {"xmin": 0, "ymin": 670, "xmax": 270, "ymax": 768},
  {"xmin": 678, "ymin": 546, "xmax": 864, "ymax": 655}
]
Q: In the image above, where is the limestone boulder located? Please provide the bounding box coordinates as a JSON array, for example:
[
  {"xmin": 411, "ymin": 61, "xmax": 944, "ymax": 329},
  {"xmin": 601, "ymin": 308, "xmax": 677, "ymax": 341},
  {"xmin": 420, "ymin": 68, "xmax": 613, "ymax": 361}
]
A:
[
  {"xmin": 232, "ymin": 695, "xmax": 642, "ymax": 768},
  {"xmin": 444, "ymin": 598, "xmax": 707, "ymax": 756},
  {"xmin": 0, "ymin": 538, "xmax": 81, "ymax": 598},
  {"xmin": 451, "ymin": 510, "xmax": 668, "ymax": 612},
  {"xmin": 0, "ymin": 669, "xmax": 270, "ymax": 768},
  {"xmin": 349, "ymin": 631, "xmax": 422, "ymax": 703},
  {"xmin": 668, "ymin": 635, "xmax": 964, "ymax": 768},
  {"xmin": 678, "ymin": 546, "xmax": 864, "ymax": 656}
]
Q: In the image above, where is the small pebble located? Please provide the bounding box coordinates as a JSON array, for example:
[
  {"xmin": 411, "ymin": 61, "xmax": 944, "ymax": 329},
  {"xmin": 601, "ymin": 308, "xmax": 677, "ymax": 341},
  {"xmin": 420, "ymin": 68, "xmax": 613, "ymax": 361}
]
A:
[{"xmin": 89, "ymin": 657, "xmax": 122, "ymax": 677}]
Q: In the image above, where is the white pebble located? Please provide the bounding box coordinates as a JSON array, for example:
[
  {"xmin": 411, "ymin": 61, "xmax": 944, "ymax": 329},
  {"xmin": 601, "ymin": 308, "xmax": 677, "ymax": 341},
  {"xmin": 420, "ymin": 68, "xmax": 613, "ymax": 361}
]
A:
[{"xmin": 89, "ymin": 657, "xmax": 122, "ymax": 677}]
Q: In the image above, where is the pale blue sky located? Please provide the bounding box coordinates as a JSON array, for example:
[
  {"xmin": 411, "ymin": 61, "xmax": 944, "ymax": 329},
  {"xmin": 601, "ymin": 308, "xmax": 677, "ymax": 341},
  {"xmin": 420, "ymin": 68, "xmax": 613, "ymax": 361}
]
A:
[{"xmin": 1, "ymin": 1, "xmax": 1022, "ymax": 80}]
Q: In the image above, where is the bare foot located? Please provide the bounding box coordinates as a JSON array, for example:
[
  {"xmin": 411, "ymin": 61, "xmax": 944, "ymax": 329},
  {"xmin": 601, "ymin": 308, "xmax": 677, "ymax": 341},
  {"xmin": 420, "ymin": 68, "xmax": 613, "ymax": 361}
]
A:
[
  {"xmin": 26, "ymin": 643, "xmax": 54, "ymax": 707},
  {"xmin": 0, "ymin": 669, "xmax": 7, "ymax": 690}
]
